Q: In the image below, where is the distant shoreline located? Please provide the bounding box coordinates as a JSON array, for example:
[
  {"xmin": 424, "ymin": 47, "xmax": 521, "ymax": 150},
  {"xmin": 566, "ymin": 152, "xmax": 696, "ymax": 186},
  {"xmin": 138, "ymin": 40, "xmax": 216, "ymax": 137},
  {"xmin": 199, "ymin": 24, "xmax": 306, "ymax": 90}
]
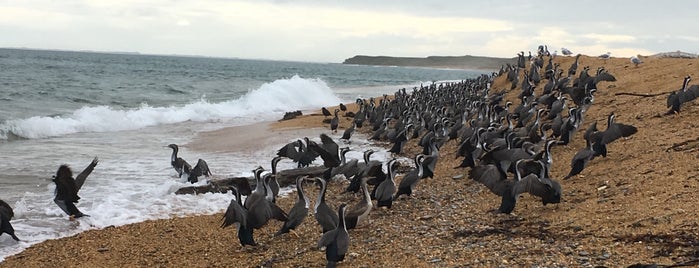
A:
[{"xmin": 342, "ymin": 54, "xmax": 516, "ymax": 71}]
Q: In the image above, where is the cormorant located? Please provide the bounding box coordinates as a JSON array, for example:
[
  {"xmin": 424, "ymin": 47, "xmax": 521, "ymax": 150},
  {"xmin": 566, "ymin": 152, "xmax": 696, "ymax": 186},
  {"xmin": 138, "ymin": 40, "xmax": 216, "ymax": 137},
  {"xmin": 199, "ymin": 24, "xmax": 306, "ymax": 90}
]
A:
[
  {"xmin": 222, "ymin": 186, "xmax": 255, "ymax": 246},
  {"xmin": 0, "ymin": 199, "xmax": 19, "ymax": 241},
  {"xmin": 317, "ymin": 204, "xmax": 349, "ymax": 268},
  {"xmin": 275, "ymin": 176, "xmax": 310, "ymax": 236},
  {"xmin": 314, "ymin": 177, "xmax": 338, "ymax": 233},
  {"xmin": 53, "ymin": 157, "xmax": 98, "ymax": 219}
]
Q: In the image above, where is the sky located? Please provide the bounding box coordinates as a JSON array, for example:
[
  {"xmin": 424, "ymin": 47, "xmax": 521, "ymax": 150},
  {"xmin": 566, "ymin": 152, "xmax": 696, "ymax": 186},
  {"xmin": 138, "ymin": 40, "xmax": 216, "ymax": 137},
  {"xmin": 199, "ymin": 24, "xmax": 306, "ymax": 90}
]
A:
[{"xmin": 1, "ymin": 0, "xmax": 697, "ymax": 62}]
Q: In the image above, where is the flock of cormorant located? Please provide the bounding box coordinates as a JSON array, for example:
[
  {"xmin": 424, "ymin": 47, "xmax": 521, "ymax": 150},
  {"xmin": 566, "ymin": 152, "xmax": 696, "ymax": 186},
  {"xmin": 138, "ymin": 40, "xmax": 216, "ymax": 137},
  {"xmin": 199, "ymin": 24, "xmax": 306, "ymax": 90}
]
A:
[{"xmin": 2, "ymin": 48, "xmax": 697, "ymax": 267}]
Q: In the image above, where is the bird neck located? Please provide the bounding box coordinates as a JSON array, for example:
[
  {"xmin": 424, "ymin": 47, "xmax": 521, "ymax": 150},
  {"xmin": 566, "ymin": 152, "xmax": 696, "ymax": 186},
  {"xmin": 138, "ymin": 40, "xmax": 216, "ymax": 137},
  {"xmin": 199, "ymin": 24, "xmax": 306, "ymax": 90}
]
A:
[
  {"xmin": 315, "ymin": 180, "xmax": 326, "ymax": 212},
  {"xmin": 338, "ymin": 207, "xmax": 346, "ymax": 231},
  {"xmin": 170, "ymin": 147, "xmax": 178, "ymax": 163}
]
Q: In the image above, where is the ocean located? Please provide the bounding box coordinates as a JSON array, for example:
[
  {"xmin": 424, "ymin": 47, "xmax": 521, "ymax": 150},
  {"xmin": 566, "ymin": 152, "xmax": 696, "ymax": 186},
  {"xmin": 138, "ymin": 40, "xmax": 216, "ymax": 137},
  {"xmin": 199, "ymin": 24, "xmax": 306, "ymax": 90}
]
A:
[{"xmin": 0, "ymin": 48, "xmax": 485, "ymax": 260}]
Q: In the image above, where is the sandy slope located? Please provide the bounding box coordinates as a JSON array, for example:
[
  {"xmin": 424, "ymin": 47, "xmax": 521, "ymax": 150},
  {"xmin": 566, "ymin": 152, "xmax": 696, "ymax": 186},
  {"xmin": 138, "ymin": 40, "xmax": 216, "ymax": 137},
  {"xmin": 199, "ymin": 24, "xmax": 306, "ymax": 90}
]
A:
[{"xmin": 2, "ymin": 55, "xmax": 698, "ymax": 267}]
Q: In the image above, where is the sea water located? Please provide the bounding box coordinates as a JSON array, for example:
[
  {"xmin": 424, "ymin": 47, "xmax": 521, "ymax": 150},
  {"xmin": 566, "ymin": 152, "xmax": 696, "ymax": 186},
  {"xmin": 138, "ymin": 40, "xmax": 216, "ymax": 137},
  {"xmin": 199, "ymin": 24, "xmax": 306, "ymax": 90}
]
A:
[{"xmin": 0, "ymin": 48, "xmax": 485, "ymax": 260}]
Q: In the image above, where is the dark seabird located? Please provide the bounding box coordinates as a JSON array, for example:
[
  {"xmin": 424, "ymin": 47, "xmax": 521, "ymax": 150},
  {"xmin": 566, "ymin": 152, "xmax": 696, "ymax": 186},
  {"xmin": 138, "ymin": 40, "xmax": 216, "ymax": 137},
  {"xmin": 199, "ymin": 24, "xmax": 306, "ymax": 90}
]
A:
[
  {"xmin": 308, "ymin": 134, "xmax": 341, "ymax": 168},
  {"xmin": 244, "ymin": 167, "xmax": 288, "ymax": 231},
  {"xmin": 314, "ymin": 177, "xmax": 338, "ymax": 233},
  {"xmin": 469, "ymin": 164, "xmax": 516, "ymax": 213},
  {"xmin": 266, "ymin": 156, "xmax": 284, "ymax": 202},
  {"xmin": 330, "ymin": 147, "xmax": 359, "ymax": 180},
  {"xmin": 564, "ymin": 139, "xmax": 596, "ymax": 180},
  {"xmin": 0, "ymin": 199, "xmax": 19, "ymax": 241},
  {"xmin": 469, "ymin": 160, "xmax": 561, "ymax": 213},
  {"xmin": 589, "ymin": 112, "xmax": 638, "ymax": 157},
  {"xmin": 167, "ymin": 144, "xmax": 191, "ymax": 177},
  {"xmin": 276, "ymin": 176, "xmax": 310, "ymax": 236},
  {"xmin": 344, "ymin": 177, "xmax": 372, "ymax": 230},
  {"xmin": 321, "ymin": 107, "xmax": 332, "ymax": 118},
  {"xmin": 339, "ymin": 103, "xmax": 347, "ymax": 112},
  {"xmin": 512, "ymin": 160, "xmax": 562, "ymax": 206},
  {"xmin": 53, "ymin": 157, "xmax": 98, "ymax": 219},
  {"xmin": 394, "ymin": 154, "xmax": 425, "ymax": 200},
  {"xmin": 221, "ymin": 185, "xmax": 255, "ymax": 246},
  {"xmin": 666, "ymin": 76, "xmax": 699, "ymax": 115},
  {"xmin": 187, "ymin": 159, "xmax": 211, "ymax": 183},
  {"xmin": 568, "ymin": 54, "xmax": 581, "ymax": 77},
  {"xmin": 340, "ymin": 121, "xmax": 355, "ymax": 142},
  {"xmin": 330, "ymin": 109, "xmax": 340, "ymax": 133},
  {"xmin": 317, "ymin": 204, "xmax": 350, "ymax": 268},
  {"xmin": 277, "ymin": 139, "xmax": 318, "ymax": 168},
  {"xmin": 374, "ymin": 159, "xmax": 398, "ymax": 209}
]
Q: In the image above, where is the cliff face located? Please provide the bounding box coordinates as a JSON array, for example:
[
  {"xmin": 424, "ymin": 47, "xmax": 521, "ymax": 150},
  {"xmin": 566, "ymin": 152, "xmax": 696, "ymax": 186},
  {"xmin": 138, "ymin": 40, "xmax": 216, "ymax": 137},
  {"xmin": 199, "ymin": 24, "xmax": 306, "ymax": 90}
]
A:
[{"xmin": 342, "ymin": 55, "xmax": 516, "ymax": 70}]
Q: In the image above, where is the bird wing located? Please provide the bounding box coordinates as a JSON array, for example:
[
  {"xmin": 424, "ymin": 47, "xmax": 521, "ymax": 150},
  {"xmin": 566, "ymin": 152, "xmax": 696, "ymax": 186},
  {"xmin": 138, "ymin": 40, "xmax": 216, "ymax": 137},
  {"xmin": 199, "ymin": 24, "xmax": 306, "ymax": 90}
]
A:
[
  {"xmin": 594, "ymin": 72, "xmax": 616, "ymax": 83},
  {"xmin": 191, "ymin": 159, "xmax": 211, "ymax": 177},
  {"xmin": 317, "ymin": 229, "xmax": 337, "ymax": 248},
  {"xmin": 309, "ymin": 141, "xmax": 340, "ymax": 168},
  {"xmin": 601, "ymin": 123, "xmax": 638, "ymax": 145},
  {"xmin": 270, "ymin": 201, "xmax": 289, "ymax": 222},
  {"xmin": 512, "ymin": 174, "xmax": 551, "ymax": 199},
  {"xmin": 336, "ymin": 231, "xmax": 350, "ymax": 257},
  {"xmin": 583, "ymin": 121, "xmax": 598, "ymax": 143},
  {"xmin": 277, "ymin": 141, "xmax": 299, "ymax": 160},
  {"xmin": 468, "ymin": 164, "xmax": 510, "ymax": 196},
  {"xmin": 221, "ymin": 199, "xmax": 247, "ymax": 228},
  {"xmin": 75, "ymin": 157, "xmax": 98, "ymax": 191},
  {"xmin": 373, "ymin": 179, "xmax": 395, "ymax": 202},
  {"xmin": 686, "ymin": 85, "xmax": 699, "ymax": 101}
]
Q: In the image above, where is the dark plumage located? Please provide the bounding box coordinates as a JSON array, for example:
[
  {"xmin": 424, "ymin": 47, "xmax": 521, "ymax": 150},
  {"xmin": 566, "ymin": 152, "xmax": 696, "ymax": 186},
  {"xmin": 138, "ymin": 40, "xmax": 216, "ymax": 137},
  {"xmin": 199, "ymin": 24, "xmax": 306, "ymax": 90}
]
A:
[
  {"xmin": 374, "ymin": 159, "xmax": 398, "ymax": 209},
  {"xmin": 564, "ymin": 140, "xmax": 596, "ymax": 180},
  {"xmin": 276, "ymin": 176, "xmax": 310, "ymax": 236},
  {"xmin": 244, "ymin": 167, "xmax": 288, "ymax": 231},
  {"xmin": 308, "ymin": 134, "xmax": 341, "ymax": 168},
  {"xmin": 187, "ymin": 159, "xmax": 211, "ymax": 183},
  {"xmin": 330, "ymin": 109, "xmax": 340, "ymax": 133},
  {"xmin": 317, "ymin": 204, "xmax": 350, "ymax": 268},
  {"xmin": 221, "ymin": 186, "xmax": 255, "ymax": 246},
  {"xmin": 666, "ymin": 76, "xmax": 699, "ymax": 114},
  {"xmin": 394, "ymin": 154, "xmax": 425, "ymax": 200},
  {"xmin": 340, "ymin": 121, "xmax": 355, "ymax": 142},
  {"xmin": 0, "ymin": 199, "xmax": 19, "ymax": 241},
  {"xmin": 277, "ymin": 139, "xmax": 318, "ymax": 168},
  {"xmin": 589, "ymin": 112, "xmax": 638, "ymax": 157},
  {"xmin": 53, "ymin": 157, "xmax": 98, "ymax": 219},
  {"xmin": 469, "ymin": 160, "xmax": 561, "ymax": 214},
  {"xmin": 314, "ymin": 177, "xmax": 338, "ymax": 233},
  {"xmin": 344, "ymin": 177, "xmax": 372, "ymax": 230},
  {"xmin": 167, "ymin": 144, "xmax": 191, "ymax": 177},
  {"xmin": 321, "ymin": 107, "xmax": 332, "ymax": 117}
]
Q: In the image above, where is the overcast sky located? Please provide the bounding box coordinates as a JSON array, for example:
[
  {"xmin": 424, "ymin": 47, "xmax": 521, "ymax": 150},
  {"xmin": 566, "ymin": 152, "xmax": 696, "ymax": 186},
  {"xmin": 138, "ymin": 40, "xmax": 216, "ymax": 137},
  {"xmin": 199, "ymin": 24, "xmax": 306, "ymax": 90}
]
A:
[{"xmin": 1, "ymin": 0, "xmax": 697, "ymax": 62}]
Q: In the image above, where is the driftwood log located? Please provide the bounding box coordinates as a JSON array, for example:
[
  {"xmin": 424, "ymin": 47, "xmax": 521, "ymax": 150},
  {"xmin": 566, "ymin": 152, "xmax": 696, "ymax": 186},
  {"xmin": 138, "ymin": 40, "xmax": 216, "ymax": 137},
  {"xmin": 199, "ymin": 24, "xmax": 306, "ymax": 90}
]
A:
[{"xmin": 175, "ymin": 166, "xmax": 328, "ymax": 195}]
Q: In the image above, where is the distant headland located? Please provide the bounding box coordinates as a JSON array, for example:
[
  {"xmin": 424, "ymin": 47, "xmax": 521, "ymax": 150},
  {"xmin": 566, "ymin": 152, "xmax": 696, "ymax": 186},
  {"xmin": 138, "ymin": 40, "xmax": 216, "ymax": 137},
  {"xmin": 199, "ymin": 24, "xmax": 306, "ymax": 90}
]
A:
[{"xmin": 342, "ymin": 55, "xmax": 516, "ymax": 71}]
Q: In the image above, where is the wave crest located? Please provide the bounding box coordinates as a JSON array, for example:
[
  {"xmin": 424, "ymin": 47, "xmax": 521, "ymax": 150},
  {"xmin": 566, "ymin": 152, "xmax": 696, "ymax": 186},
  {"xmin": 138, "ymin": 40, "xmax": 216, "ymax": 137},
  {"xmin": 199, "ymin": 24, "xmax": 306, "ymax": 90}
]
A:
[{"xmin": 0, "ymin": 75, "xmax": 340, "ymax": 139}]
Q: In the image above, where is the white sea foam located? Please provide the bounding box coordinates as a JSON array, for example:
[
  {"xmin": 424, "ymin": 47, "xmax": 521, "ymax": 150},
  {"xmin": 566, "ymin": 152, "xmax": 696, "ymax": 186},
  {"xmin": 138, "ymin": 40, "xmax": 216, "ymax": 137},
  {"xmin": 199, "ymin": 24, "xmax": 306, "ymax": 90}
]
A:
[{"xmin": 0, "ymin": 75, "xmax": 341, "ymax": 140}]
